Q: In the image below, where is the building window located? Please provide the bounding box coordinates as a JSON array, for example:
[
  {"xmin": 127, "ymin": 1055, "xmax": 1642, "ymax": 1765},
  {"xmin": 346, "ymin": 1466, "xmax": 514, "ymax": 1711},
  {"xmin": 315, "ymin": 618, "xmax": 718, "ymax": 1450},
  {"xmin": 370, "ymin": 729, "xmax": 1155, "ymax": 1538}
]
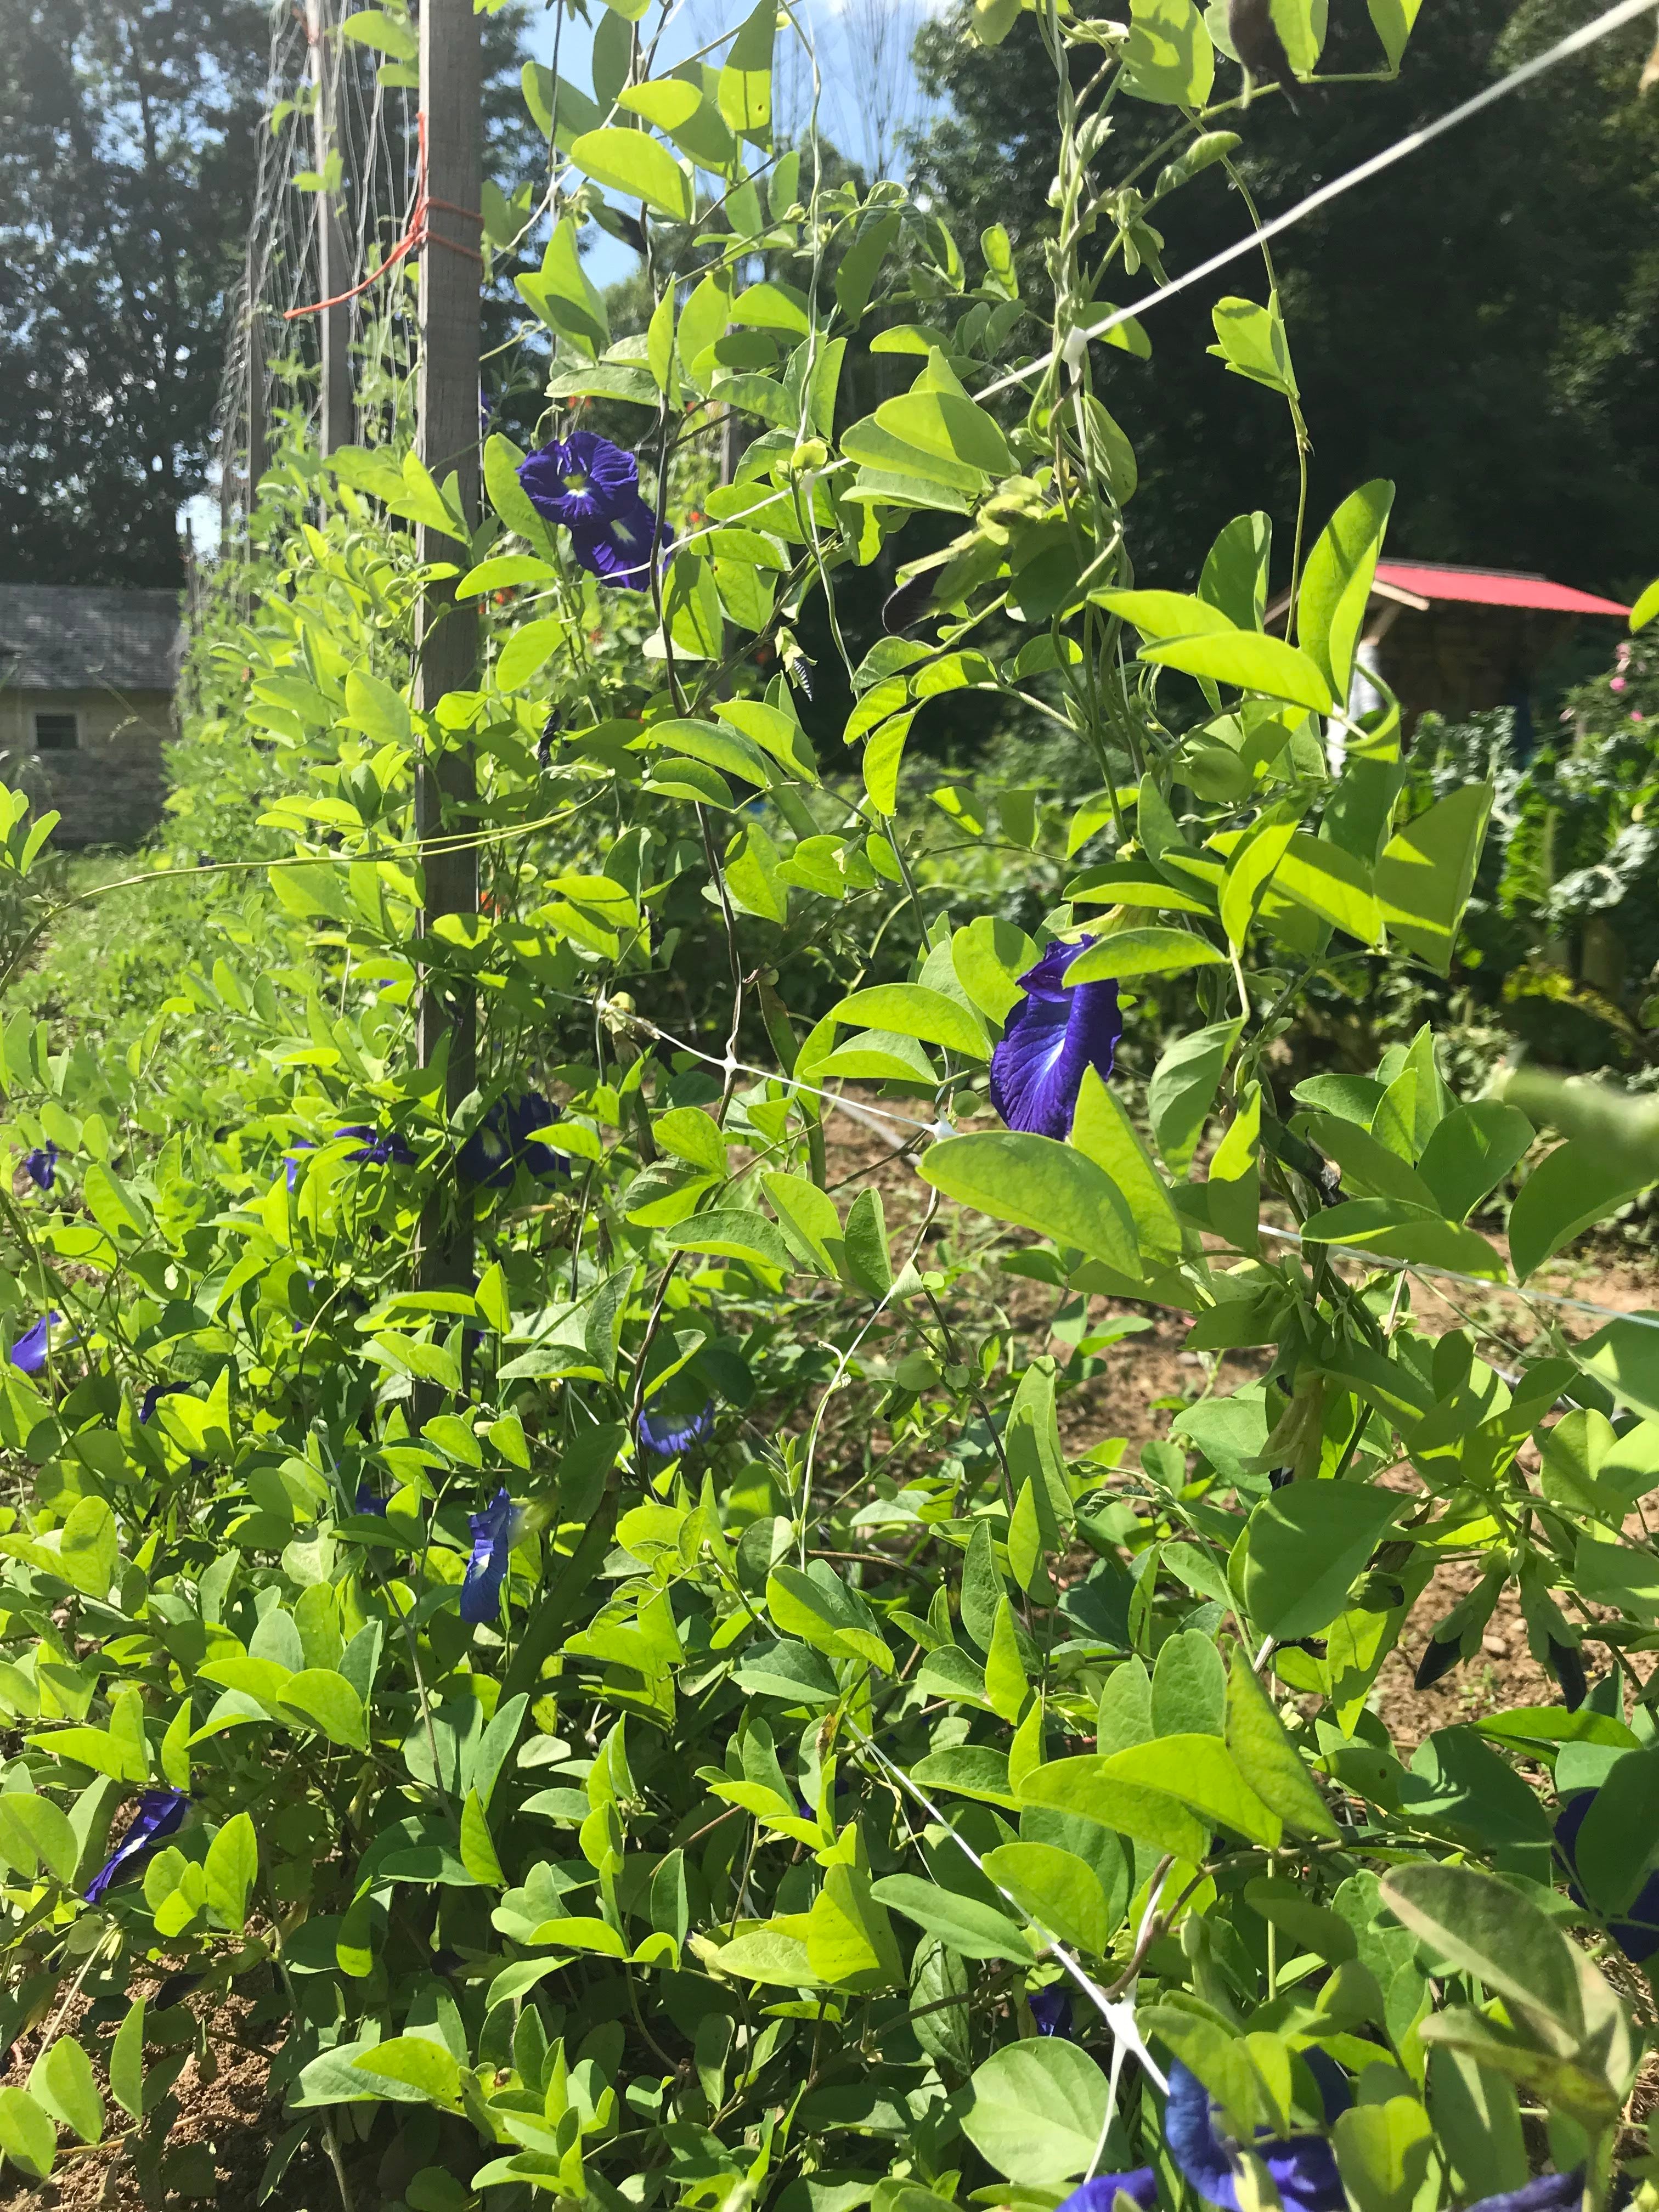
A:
[{"xmin": 33, "ymin": 712, "xmax": 77, "ymax": 752}]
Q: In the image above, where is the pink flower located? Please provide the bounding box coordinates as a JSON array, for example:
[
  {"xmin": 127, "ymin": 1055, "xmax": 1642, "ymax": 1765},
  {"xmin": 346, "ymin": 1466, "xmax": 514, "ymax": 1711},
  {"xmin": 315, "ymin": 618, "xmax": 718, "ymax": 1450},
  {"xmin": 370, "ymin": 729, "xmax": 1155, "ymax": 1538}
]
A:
[{"xmin": 1611, "ymin": 676, "xmax": 1628, "ymax": 693}]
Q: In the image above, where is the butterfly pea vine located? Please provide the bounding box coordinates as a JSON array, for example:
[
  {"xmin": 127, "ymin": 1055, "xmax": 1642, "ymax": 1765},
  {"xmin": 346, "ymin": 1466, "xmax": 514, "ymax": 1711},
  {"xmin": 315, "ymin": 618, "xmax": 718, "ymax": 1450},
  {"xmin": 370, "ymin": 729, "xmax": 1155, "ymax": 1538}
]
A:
[{"xmin": 0, "ymin": 0, "xmax": 1652, "ymax": 2207}]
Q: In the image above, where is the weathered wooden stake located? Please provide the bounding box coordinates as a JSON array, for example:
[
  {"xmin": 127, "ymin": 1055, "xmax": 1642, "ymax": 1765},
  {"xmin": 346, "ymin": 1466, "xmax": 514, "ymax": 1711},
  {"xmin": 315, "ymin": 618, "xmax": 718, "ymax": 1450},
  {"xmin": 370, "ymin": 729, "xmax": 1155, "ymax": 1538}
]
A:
[
  {"xmin": 304, "ymin": 0, "xmax": 354, "ymax": 455},
  {"xmin": 246, "ymin": 302, "xmax": 268, "ymax": 525},
  {"xmin": 414, "ymin": 0, "xmax": 483, "ymax": 1290}
]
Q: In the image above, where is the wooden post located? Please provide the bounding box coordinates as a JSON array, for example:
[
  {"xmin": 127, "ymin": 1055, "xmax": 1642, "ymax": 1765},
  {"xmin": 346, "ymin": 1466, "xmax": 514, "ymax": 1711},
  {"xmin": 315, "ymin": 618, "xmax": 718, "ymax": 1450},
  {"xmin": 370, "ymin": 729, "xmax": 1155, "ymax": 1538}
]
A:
[
  {"xmin": 414, "ymin": 0, "xmax": 483, "ymax": 1290},
  {"xmin": 304, "ymin": 0, "xmax": 354, "ymax": 455}
]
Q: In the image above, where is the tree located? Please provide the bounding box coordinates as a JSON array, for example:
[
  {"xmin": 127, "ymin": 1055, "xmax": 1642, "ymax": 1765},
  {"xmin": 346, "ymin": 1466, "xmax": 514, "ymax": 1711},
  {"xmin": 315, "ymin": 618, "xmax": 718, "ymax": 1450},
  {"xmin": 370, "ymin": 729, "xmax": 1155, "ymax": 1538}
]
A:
[
  {"xmin": 910, "ymin": 0, "xmax": 1659, "ymax": 605},
  {"xmin": 0, "ymin": 0, "xmax": 271, "ymax": 588}
]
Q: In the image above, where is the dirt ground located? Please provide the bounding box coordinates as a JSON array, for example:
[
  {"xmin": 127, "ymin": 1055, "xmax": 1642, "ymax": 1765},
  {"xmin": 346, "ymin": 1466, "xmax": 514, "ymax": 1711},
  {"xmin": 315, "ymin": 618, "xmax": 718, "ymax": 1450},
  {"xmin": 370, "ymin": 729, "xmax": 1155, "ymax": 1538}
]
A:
[{"xmin": 4, "ymin": 1091, "xmax": 1654, "ymax": 2207}]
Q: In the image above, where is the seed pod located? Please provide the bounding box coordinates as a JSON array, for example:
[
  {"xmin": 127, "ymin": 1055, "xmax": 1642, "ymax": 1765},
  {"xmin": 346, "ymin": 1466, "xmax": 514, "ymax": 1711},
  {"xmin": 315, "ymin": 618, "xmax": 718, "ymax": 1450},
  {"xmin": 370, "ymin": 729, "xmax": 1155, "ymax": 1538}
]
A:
[{"xmin": 1548, "ymin": 1636, "xmax": 1588, "ymax": 1712}]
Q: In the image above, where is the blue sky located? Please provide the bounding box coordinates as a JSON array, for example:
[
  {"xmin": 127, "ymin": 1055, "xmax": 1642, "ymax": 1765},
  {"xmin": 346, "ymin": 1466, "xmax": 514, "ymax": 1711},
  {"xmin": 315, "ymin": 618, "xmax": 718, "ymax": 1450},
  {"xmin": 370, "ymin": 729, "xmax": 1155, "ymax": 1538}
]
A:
[{"xmin": 523, "ymin": 0, "xmax": 941, "ymax": 290}]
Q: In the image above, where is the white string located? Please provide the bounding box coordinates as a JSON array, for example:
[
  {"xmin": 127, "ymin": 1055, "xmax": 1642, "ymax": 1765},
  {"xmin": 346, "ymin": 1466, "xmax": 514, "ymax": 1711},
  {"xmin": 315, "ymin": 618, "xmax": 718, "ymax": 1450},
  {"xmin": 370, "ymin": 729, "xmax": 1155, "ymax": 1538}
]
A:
[
  {"xmin": 614, "ymin": 1007, "xmax": 957, "ymax": 1144},
  {"xmin": 616, "ymin": 1006, "xmax": 1659, "ymax": 1336},
  {"xmin": 849, "ymin": 1723, "xmax": 1169, "ymax": 2097},
  {"xmin": 977, "ymin": 0, "xmax": 1659, "ymax": 402},
  {"xmin": 1256, "ymin": 1222, "xmax": 1659, "ymax": 1334}
]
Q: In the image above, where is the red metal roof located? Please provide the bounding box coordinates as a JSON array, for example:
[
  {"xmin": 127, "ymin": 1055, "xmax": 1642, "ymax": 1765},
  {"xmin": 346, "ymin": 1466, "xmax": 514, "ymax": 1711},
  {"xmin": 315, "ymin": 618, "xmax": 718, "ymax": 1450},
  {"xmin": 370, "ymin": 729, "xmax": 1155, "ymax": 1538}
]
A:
[{"xmin": 1374, "ymin": 561, "xmax": 1629, "ymax": 618}]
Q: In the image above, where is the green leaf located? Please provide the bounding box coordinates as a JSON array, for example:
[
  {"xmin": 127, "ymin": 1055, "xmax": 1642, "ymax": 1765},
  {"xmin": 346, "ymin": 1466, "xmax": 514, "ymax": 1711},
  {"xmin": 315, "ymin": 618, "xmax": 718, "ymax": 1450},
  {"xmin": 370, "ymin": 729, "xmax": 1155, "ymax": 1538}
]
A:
[
  {"xmin": 1366, "ymin": 0, "xmax": 1422, "ymax": 69},
  {"xmin": 806, "ymin": 1863, "xmax": 904, "ymax": 1989},
  {"xmin": 870, "ymin": 1874, "xmax": 1034, "ymax": 1962},
  {"xmin": 274, "ymin": 1668, "xmax": 368, "ymax": 1751},
  {"xmin": 919, "ymin": 1131, "xmax": 1139, "ymax": 1277},
  {"xmin": 1331, "ymin": 2097, "xmax": 1433, "ymax": 2212},
  {"xmin": 1121, "ymin": 0, "xmax": 1216, "ymax": 104},
  {"xmin": 1227, "ymin": 1647, "xmax": 1340, "ymax": 1837},
  {"xmin": 664, "ymin": 550, "xmax": 724, "ymax": 659},
  {"xmin": 1141, "ymin": 630, "xmax": 1334, "ymax": 713},
  {"xmin": 58, "ymin": 1496, "xmax": 117, "ymax": 1599},
  {"xmin": 664, "ymin": 1207, "xmax": 793, "ymax": 1274},
  {"xmin": 1299, "ymin": 1197, "xmax": 1504, "ymax": 1280},
  {"xmin": 1426, "ymin": 2048, "xmax": 1528, "ymax": 2200},
  {"xmin": 516, "ymin": 216, "xmax": 608, "ymax": 358},
  {"xmin": 0, "ymin": 2086, "xmax": 56, "ymax": 2180},
  {"xmin": 1209, "ymin": 293, "xmax": 1298, "ymax": 398},
  {"xmin": 495, "ymin": 616, "xmax": 568, "ymax": 692},
  {"xmin": 827, "ymin": 985, "xmax": 989, "ymax": 1059},
  {"xmin": 982, "ymin": 1842, "xmax": 1113, "ymax": 1954},
  {"xmin": 568, "ymin": 128, "xmax": 692, "ymax": 221},
  {"xmin": 1069, "ymin": 1066, "xmax": 1182, "ymax": 1265},
  {"xmin": 1380, "ymin": 1863, "xmax": 1584, "ymax": 2048},
  {"xmin": 1630, "ymin": 575, "xmax": 1659, "ymax": 633},
  {"xmin": 960, "ymin": 2038, "xmax": 1111, "ymax": 2183},
  {"xmin": 1416, "ymin": 1102, "xmax": 1534, "ymax": 1223},
  {"xmin": 353, "ymin": 2035, "xmax": 464, "ymax": 2111},
  {"xmin": 766, "ymin": 1563, "xmax": 891, "ymax": 1672},
  {"xmin": 1270, "ymin": 834, "xmax": 1381, "ymax": 945},
  {"xmin": 1148, "ymin": 1020, "xmax": 1239, "ymax": 1175},
  {"xmin": 1018, "ymin": 1754, "xmax": 1206, "ymax": 1862},
  {"xmin": 1097, "ymin": 589, "xmax": 1234, "ymax": 642},
  {"xmin": 1243, "ymin": 1482, "xmax": 1402, "ymax": 1640},
  {"xmin": 843, "ymin": 1187, "xmax": 894, "ymax": 1300},
  {"xmin": 863, "ymin": 711, "xmax": 916, "ymax": 815},
  {"xmin": 0, "ymin": 1793, "xmax": 77, "ymax": 1884},
  {"xmin": 460, "ymin": 1786, "xmax": 505, "ymax": 1887},
  {"xmin": 204, "ymin": 1812, "xmax": 257, "ymax": 1933},
  {"xmin": 1297, "ymin": 481, "xmax": 1393, "ymax": 706},
  {"xmin": 910, "ymin": 1745, "xmax": 1018, "ymax": 1809},
  {"xmin": 953, "ymin": 916, "xmax": 1038, "ymax": 1022},
  {"xmin": 875, "ymin": 385, "xmax": 1013, "ymax": 479},
  {"xmin": 1573, "ymin": 1319, "xmax": 1659, "ymax": 1425},
  {"xmin": 1375, "ymin": 785, "xmax": 1492, "ymax": 974},
  {"xmin": 1102, "ymin": 1734, "xmax": 1280, "ymax": 1846},
  {"xmin": 1062, "ymin": 928, "xmax": 1228, "ymax": 984},
  {"xmin": 718, "ymin": 0, "xmax": 776, "ymax": 138},
  {"xmin": 1221, "ymin": 808, "xmax": 1302, "ymax": 950},
  {"xmin": 30, "ymin": 2035, "xmax": 103, "ymax": 2144},
  {"xmin": 969, "ymin": 0, "xmax": 1024, "ymax": 43},
  {"xmin": 713, "ymin": 1929, "xmax": 818, "ymax": 1985},
  {"xmin": 1508, "ymin": 1140, "xmax": 1647, "ymax": 1282},
  {"xmin": 984, "ymin": 1596, "xmax": 1029, "ymax": 1722},
  {"xmin": 109, "ymin": 1998, "xmax": 145, "ymax": 2121}
]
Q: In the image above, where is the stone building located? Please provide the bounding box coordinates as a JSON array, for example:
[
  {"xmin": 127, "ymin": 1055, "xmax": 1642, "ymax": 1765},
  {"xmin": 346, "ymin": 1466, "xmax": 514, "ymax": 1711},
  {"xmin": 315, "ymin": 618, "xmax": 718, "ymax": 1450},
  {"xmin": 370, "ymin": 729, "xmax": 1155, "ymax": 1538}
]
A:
[{"xmin": 0, "ymin": 586, "xmax": 181, "ymax": 846}]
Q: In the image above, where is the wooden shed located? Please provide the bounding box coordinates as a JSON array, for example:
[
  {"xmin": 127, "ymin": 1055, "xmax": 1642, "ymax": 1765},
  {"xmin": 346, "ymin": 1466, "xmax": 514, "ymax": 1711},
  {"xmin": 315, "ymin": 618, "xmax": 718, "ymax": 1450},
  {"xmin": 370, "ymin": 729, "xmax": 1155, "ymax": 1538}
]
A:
[{"xmin": 0, "ymin": 586, "xmax": 180, "ymax": 847}]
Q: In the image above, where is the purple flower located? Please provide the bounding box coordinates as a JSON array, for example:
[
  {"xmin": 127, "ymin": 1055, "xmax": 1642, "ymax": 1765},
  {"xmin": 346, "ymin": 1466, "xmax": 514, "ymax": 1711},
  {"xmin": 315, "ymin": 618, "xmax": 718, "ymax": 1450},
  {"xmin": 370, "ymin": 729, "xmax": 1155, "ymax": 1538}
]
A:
[
  {"xmin": 1162, "ymin": 2057, "xmax": 1347, "ymax": 2212},
  {"xmin": 989, "ymin": 938, "xmax": 1124, "ymax": 1142},
  {"xmin": 569, "ymin": 496, "xmax": 672, "ymax": 591},
  {"xmin": 518, "ymin": 430, "xmax": 640, "ymax": 531},
  {"xmin": 338, "ymin": 1125, "xmax": 416, "ymax": 1167},
  {"xmin": 459, "ymin": 1091, "xmax": 569, "ymax": 1191},
  {"xmin": 139, "ymin": 1383, "xmax": 189, "ymax": 1425},
  {"xmin": 23, "ymin": 1143, "xmax": 57, "ymax": 1192},
  {"xmin": 1056, "ymin": 2177, "xmax": 1157, "ymax": 2212},
  {"xmin": 460, "ymin": 1486, "xmax": 518, "ymax": 1624},
  {"xmin": 1030, "ymin": 1984, "xmax": 1073, "ymax": 2038},
  {"xmin": 10, "ymin": 1311, "xmax": 60, "ymax": 1375},
  {"xmin": 285, "ymin": 1138, "xmax": 315, "ymax": 1190},
  {"xmin": 84, "ymin": 1789, "xmax": 189, "ymax": 1904},
  {"xmin": 1556, "ymin": 1790, "xmax": 1659, "ymax": 1962},
  {"xmin": 638, "ymin": 1401, "xmax": 714, "ymax": 1459},
  {"xmin": 1465, "ymin": 2177, "xmax": 1584, "ymax": 2212},
  {"xmin": 354, "ymin": 1481, "xmax": 387, "ymax": 1517}
]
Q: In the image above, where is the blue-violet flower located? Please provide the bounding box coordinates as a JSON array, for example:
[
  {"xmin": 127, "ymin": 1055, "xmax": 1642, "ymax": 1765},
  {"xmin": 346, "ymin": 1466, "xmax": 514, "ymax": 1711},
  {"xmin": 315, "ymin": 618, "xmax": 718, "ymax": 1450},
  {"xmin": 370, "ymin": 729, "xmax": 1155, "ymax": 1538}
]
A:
[
  {"xmin": 10, "ymin": 1311, "xmax": 60, "ymax": 1375},
  {"xmin": 1556, "ymin": 1790, "xmax": 1659, "ymax": 1962},
  {"xmin": 23, "ymin": 1142, "xmax": 57, "ymax": 1192},
  {"xmin": 638, "ymin": 1401, "xmax": 714, "ymax": 1459},
  {"xmin": 518, "ymin": 431, "xmax": 640, "ymax": 531},
  {"xmin": 989, "ymin": 936, "xmax": 1124, "ymax": 1142},
  {"xmin": 460, "ymin": 1486, "xmax": 518, "ymax": 1624},
  {"xmin": 460, "ymin": 1091, "xmax": 569, "ymax": 1190},
  {"xmin": 85, "ymin": 1789, "xmax": 189, "ymax": 1904}
]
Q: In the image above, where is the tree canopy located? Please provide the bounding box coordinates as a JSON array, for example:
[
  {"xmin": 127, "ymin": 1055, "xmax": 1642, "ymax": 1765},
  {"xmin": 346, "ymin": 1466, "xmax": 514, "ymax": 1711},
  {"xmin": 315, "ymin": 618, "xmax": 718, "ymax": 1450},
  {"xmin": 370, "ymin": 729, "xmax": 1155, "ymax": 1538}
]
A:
[{"xmin": 0, "ymin": 0, "xmax": 269, "ymax": 588}]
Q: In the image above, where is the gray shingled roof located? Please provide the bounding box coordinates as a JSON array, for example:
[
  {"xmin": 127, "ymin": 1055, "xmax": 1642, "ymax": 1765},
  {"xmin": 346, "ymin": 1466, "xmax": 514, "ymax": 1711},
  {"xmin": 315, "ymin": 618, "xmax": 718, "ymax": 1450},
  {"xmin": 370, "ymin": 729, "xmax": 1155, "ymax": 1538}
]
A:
[{"xmin": 0, "ymin": 586, "xmax": 182, "ymax": 693}]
